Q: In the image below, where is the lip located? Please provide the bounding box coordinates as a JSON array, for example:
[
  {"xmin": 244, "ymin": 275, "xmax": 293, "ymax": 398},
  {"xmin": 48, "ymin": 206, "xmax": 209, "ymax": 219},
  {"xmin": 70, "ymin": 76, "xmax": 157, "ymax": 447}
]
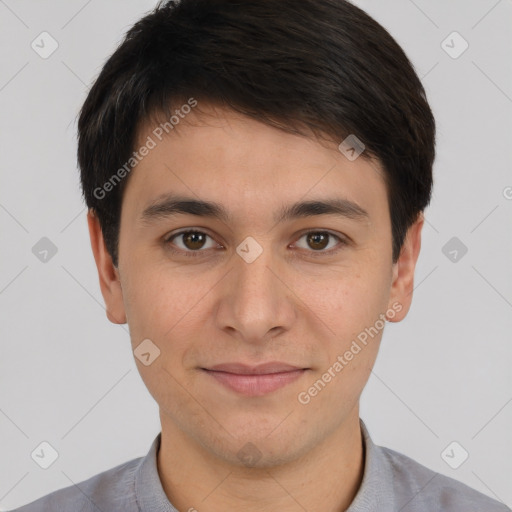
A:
[
  {"xmin": 201, "ymin": 362, "xmax": 308, "ymax": 396},
  {"xmin": 207, "ymin": 362, "xmax": 304, "ymax": 375}
]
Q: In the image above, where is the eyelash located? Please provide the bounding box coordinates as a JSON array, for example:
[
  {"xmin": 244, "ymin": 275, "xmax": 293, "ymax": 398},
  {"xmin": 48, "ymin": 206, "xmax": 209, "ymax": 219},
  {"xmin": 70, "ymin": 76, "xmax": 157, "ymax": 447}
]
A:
[{"xmin": 163, "ymin": 229, "xmax": 349, "ymax": 259}]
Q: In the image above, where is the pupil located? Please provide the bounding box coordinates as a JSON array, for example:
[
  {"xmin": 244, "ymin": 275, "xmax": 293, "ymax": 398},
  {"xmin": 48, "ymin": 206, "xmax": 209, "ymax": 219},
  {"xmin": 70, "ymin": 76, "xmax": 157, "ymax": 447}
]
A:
[
  {"xmin": 185, "ymin": 232, "xmax": 205, "ymax": 250},
  {"xmin": 308, "ymin": 232, "xmax": 328, "ymax": 250}
]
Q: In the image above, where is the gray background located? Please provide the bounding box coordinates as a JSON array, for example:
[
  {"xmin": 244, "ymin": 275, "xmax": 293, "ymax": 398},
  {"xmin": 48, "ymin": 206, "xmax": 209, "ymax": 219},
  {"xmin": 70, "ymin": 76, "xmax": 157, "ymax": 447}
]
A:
[{"xmin": 1, "ymin": 0, "xmax": 511, "ymax": 509}]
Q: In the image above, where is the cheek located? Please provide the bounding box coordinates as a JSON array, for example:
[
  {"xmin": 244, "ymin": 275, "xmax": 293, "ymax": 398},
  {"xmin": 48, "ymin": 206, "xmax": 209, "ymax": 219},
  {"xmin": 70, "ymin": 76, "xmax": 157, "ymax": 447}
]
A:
[
  {"xmin": 303, "ymin": 265, "xmax": 390, "ymax": 331},
  {"xmin": 121, "ymin": 256, "xmax": 178, "ymax": 327},
  {"xmin": 297, "ymin": 299, "xmax": 384, "ymax": 416},
  {"xmin": 123, "ymin": 270, "xmax": 200, "ymax": 407},
  {"xmin": 299, "ymin": 264, "xmax": 390, "ymax": 383},
  {"xmin": 122, "ymin": 265, "xmax": 215, "ymax": 364}
]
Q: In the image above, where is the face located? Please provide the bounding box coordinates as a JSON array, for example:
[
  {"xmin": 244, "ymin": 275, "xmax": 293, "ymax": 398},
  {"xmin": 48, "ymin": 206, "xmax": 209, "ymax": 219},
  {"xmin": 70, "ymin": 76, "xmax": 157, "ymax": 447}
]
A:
[{"xmin": 89, "ymin": 104, "xmax": 423, "ymax": 468}]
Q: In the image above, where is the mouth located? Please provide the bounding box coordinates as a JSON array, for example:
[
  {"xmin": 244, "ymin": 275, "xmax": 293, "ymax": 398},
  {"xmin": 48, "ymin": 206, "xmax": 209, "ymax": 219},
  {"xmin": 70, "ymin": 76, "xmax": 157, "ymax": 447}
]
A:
[{"xmin": 200, "ymin": 362, "xmax": 309, "ymax": 396}]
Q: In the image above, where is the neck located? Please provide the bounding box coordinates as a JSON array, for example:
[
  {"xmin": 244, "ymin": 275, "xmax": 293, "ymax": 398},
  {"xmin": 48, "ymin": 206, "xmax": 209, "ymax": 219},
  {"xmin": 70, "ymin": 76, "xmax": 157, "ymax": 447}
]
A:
[{"xmin": 157, "ymin": 409, "xmax": 365, "ymax": 512}]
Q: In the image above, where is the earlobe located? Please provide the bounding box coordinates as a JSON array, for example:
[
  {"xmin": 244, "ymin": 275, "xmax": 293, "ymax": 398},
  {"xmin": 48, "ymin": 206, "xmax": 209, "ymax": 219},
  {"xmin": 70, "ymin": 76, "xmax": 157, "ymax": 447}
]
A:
[
  {"xmin": 87, "ymin": 210, "xmax": 127, "ymax": 324},
  {"xmin": 386, "ymin": 213, "xmax": 424, "ymax": 323}
]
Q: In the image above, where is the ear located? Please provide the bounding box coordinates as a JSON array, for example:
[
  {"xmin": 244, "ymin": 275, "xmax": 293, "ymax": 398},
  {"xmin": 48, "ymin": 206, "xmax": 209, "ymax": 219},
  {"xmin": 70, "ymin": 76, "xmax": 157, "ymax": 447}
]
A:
[
  {"xmin": 386, "ymin": 213, "xmax": 424, "ymax": 322},
  {"xmin": 87, "ymin": 209, "xmax": 127, "ymax": 324}
]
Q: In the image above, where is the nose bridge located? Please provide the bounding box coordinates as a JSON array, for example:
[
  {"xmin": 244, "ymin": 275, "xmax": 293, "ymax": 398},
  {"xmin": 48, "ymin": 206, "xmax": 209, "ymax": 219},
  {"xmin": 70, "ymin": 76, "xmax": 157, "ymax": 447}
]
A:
[
  {"xmin": 216, "ymin": 237, "xmax": 294, "ymax": 342},
  {"xmin": 234, "ymin": 239, "xmax": 280, "ymax": 313}
]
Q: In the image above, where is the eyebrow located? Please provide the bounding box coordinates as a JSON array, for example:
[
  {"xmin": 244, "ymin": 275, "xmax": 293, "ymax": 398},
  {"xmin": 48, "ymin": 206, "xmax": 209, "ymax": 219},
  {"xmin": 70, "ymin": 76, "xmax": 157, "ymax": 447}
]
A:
[{"xmin": 140, "ymin": 193, "xmax": 370, "ymax": 225}]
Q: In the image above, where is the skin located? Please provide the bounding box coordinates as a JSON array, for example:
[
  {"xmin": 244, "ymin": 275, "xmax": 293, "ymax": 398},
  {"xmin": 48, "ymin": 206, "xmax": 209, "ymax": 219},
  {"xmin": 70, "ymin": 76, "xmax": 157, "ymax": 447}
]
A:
[{"xmin": 88, "ymin": 104, "xmax": 423, "ymax": 512}]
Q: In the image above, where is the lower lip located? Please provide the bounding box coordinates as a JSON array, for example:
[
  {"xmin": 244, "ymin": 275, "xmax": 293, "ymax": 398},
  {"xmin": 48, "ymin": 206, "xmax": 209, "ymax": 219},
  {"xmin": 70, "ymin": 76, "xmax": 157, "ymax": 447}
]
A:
[{"xmin": 202, "ymin": 369, "xmax": 307, "ymax": 396}]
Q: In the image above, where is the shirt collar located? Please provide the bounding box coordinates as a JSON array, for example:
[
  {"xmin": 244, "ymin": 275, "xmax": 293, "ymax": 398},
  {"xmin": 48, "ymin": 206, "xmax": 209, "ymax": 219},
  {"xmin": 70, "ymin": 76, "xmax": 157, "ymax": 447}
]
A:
[
  {"xmin": 134, "ymin": 433, "xmax": 178, "ymax": 512},
  {"xmin": 134, "ymin": 418, "xmax": 395, "ymax": 512},
  {"xmin": 346, "ymin": 418, "xmax": 396, "ymax": 512}
]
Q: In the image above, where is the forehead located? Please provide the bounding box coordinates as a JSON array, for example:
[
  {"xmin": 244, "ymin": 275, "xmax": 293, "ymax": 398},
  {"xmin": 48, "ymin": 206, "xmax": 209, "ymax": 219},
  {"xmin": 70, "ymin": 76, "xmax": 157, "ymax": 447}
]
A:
[{"xmin": 124, "ymin": 104, "xmax": 388, "ymax": 225}]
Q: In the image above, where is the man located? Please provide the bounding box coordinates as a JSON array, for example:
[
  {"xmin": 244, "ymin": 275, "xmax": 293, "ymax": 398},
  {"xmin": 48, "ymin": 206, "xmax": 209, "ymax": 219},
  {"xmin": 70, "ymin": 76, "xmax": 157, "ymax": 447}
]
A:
[{"xmin": 11, "ymin": 0, "xmax": 510, "ymax": 510}]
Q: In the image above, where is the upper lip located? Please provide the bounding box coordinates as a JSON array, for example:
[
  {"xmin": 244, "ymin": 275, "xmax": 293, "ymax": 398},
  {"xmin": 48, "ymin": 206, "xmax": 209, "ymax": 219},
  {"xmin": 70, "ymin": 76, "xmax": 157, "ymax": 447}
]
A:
[{"xmin": 203, "ymin": 362, "xmax": 306, "ymax": 375}]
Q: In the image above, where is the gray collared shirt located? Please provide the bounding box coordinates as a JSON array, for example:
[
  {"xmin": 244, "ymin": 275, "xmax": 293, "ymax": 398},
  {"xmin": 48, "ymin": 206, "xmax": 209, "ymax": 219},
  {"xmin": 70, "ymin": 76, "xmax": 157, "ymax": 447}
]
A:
[{"xmin": 10, "ymin": 418, "xmax": 510, "ymax": 511}]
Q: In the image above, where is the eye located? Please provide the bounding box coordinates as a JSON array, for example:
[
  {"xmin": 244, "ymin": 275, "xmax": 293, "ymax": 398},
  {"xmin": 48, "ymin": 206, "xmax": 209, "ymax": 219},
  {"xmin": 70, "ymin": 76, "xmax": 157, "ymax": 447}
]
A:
[
  {"xmin": 164, "ymin": 230, "xmax": 220, "ymax": 256},
  {"xmin": 164, "ymin": 229, "xmax": 348, "ymax": 259},
  {"xmin": 293, "ymin": 231, "xmax": 347, "ymax": 255}
]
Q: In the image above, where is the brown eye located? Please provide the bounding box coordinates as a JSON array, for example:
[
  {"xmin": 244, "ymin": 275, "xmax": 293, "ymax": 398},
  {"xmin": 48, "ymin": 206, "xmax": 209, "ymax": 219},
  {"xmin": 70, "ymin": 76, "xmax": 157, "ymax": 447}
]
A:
[
  {"xmin": 294, "ymin": 231, "xmax": 347, "ymax": 255},
  {"xmin": 181, "ymin": 231, "xmax": 207, "ymax": 250},
  {"xmin": 307, "ymin": 232, "xmax": 330, "ymax": 250},
  {"xmin": 165, "ymin": 230, "xmax": 218, "ymax": 254}
]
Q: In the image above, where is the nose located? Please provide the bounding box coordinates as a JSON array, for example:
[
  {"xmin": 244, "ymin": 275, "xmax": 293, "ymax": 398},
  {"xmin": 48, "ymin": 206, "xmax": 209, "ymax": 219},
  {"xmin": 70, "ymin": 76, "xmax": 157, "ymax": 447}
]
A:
[{"xmin": 214, "ymin": 239, "xmax": 297, "ymax": 345}]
